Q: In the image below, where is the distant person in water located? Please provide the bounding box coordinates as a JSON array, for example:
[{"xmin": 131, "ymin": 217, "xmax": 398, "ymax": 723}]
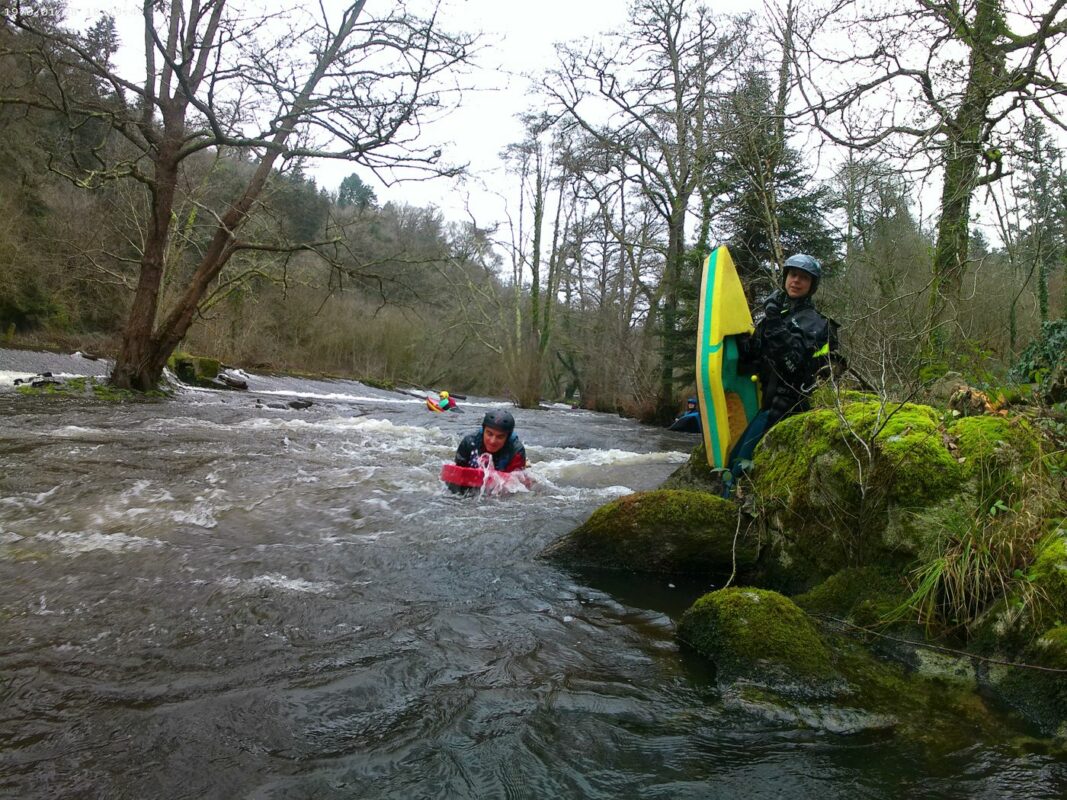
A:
[
  {"xmin": 669, "ymin": 397, "xmax": 701, "ymax": 433},
  {"xmin": 455, "ymin": 409, "xmax": 527, "ymax": 472},
  {"xmin": 427, "ymin": 390, "xmax": 459, "ymax": 412}
]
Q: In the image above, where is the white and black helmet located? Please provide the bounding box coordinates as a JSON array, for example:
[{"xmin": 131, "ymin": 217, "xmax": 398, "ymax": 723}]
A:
[
  {"xmin": 783, "ymin": 254, "xmax": 822, "ymax": 295},
  {"xmin": 482, "ymin": 408, "xmax": 515, "ymax": 435}
]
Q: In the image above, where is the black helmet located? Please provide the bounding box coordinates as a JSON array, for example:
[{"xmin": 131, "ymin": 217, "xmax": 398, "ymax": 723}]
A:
[
  {"xmin": 482, "ymin": 408, "xmax": 515, "ymax": 435},
  {"xmin": 686, "ymin": 397, "xmax": 697, "ymax": 406},
  {"xmin": 782, "ymin": 253, "xmax": 822, "ymax": 295}
]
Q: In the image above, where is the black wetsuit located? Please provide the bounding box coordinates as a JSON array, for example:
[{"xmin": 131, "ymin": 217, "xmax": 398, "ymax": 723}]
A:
[
  {"xmin": 669, "ymin": 410, "xmax": 701, "ymax": 433},
  {"xmin": 455, "ymin": 431, "xmax": 527, "ymax": 472},
  {"xmin": 723, "ymin": 291, "xmax": 843, "ymax": 490},
  {"xmin": 738, "ymin": 290, "xmax": 842, "ymax": 423}
]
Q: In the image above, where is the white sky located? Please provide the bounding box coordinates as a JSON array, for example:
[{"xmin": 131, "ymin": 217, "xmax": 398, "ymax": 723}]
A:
[{"xmin": 74, "ymin": 0, "xmax": 761, "ymax": 229}]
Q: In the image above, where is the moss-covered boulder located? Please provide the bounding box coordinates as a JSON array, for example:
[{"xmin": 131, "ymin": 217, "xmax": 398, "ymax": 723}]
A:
[
  {"xmin": 949, "ymin": 415, "xmax": 1042, "ymax": 501},
  {"xmin": 751, "ymin": 399, "xmax": 966, "ymax": 586},
  {"xmin": 987, "ymin": 625, "xmax": 1067, "ymax": 737},
  {"xmin": 1032, "ymin": 529, "xmax": 1067, "ymax": 624},
  {"xmin": 678, "ymin": 587, "xmax": 837, "ymax": 689},
  {"xmin": 793, "ymin": 566, "xmax": 910, "ymax": 628},
  {"xmin": 660, "ymin": 442, "xmax": 724, "ymax": 494},
  {"xmin": 168, "ymin": 352, "xmax": 221, "ymax": 386},
  {"xmin": 542, "ymin": 489, "xmax": 751, "ymax": 574}
]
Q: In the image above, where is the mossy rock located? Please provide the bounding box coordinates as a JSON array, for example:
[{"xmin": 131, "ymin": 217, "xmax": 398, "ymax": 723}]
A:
[
  {"xmin": 1032, "ymin": 529, "xmax": 1067, "ymax": 624},
  {"xmin": 678, "ymin": 587, "xmax": 837, "ymax": 688},
  {"xmin": 542, "ymin": 489, "xmax": 751, "ymax": 575},
  {"xmin": 793, "ymin": 567, "xmax": 910, "ymax": 628},
  {"xmin": 808, "ymin": 386, "xmax": 881, "ymax": 409},
  {"xmin": 987, "ymin": 624, "xmax": 1067, "ymax": 737},
  {"xmin": 751, "ymin": 400, "xmax": 965, "ymax": 583},
  {"xmin": 660, "ymin": 442, "xmax": 725, "ymax": 494},
  {"xmin": 15, "ymin": 376, "xmax": 163, "ymax": 402},
  {"xmin": 949, "ymin": 415, "xmax": 1042, "ymax": 500},
  {"xmin": 168, "ymin": 351, "xmax": 220, "ymax": 385}
]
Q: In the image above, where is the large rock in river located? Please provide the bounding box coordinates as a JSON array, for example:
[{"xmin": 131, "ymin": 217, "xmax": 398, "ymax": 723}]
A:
[
  {"xmin": 542, "ymin": 489, "xmax": 753, "ymax": 575},
  {"xmin": 751, "ymin": 399, "xmax": 969, "ymax": 588},
  {"xmin": 677, "ymin": 587, "xmax": 838, "ymax": 690}
]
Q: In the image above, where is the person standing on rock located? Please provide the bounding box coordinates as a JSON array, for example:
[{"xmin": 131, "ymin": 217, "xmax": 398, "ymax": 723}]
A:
[{"xmin": 726, "ymin": 254, "xmax": 844, "ymax": 493}]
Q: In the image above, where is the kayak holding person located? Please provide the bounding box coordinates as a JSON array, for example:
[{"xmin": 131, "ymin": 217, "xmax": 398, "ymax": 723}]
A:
[{"xmin": 724, "ymin": 253, "xmax": 844, "ymax": 494}]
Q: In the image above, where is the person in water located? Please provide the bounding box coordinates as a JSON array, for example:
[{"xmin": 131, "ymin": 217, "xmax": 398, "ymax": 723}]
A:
[
  {"xmin": 669, "ymin": 397, "xmax": 702, "ymax": 433},
  {"xmin": 455, "ymin": 408, "xmax": 527, "ymax": 472},
  {"xmin": 726, "ymin": 253, "xmax": 843, "ymax": 492},
  {"xmin": 436, "ymin": 390, "xmax": 458, "ymax": 411}
]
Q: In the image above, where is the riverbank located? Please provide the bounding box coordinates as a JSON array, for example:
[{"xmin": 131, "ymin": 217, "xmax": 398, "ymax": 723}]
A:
[{"xmin": 545, "ymin": 389, "xmax": 1067, "ymax": 737}]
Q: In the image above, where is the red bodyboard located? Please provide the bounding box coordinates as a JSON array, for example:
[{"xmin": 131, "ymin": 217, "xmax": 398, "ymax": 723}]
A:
[{"xmin": 440, "ymin": 463, "xmax": 485, "ymax": 487}]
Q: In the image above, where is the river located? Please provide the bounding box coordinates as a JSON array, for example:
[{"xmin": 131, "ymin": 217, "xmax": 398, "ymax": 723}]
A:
[{"xmin": 1, "ymin": 350, "xmax": 1064, "ymax": 798}]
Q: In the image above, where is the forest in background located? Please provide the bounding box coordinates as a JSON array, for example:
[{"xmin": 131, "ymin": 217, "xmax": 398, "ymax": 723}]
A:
[{"xmin": 0, "ymin": 0, "xmax": 1064, "ymax": 419}]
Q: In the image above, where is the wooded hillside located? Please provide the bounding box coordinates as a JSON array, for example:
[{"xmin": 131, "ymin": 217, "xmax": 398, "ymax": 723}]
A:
[{"xmin": 1, "ymin": 0, "xmax": 1064, "ymax": 414}]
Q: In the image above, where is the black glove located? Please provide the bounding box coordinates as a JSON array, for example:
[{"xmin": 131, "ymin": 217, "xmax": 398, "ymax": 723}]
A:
[{"xmin": 763, "ymin": 289, "xmax": 787, "ymax": 316}]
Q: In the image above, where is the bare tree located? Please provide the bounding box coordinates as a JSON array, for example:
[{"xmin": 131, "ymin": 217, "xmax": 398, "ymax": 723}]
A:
[
  {"xmin": 544, "ymin": 0, "xmax": 747, "ymax": 416},
  {"xmin": 0, "ymin": 1, "xmax": 472, "ymax": 389},
  {"xmin": 789, "ymin": 0, "xmax": 1067, "ymax": 339}
]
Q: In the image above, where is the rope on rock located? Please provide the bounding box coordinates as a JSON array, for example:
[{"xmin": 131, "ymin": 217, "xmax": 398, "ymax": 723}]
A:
[{"xmin": 809, "ymin": 612, "xmax": 1067, "ymax": 674}]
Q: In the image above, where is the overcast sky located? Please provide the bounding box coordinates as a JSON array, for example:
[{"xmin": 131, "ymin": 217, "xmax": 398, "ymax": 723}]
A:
[{"xmin": 75, "ymin": 0, "xmax": 761, "ymax": 228}]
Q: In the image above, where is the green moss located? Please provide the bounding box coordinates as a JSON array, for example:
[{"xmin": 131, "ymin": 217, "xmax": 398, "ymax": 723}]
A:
[
  {"xmin": 1035, "ymin": 626, "xmax": 1067, "ymax": 660},
  {"xmin": 542, "ymin": 489, "xmax": 750, "ymax": 575},
  {"xmin": 1032, "ymin": 530, "xmax": 1067, "ymax": 622},
  {"xmin": 14, "ymin": 376, "xmax": 165, "ymax": 402},
  {"xmin": 754, "ymin": 400, "xmax": 960, "ymax": 509},
  {"xmin": 168, "ymin": 351, "xmax": 221, "ymax": 385},
  {"xmin": 751, "ymin": 400, "xmax": 966, "ymax": 584},
  {"xmin": 793, "ymin": 567, "xmax": 910, "ymax": 627},
  {"xmin": 808, "ymin": 386, "xmax": 881, "ymax": 409},
  {"xmin": 678, "ymin": 587, "xmax": 836, "ymax": 684},
  {"xmin": 197, "ymin": 357, "xmax": 220, "ymax": 379},
  {"xmin": 949, "ymin": 415, "xmax": 1042, "ymax": 501}
]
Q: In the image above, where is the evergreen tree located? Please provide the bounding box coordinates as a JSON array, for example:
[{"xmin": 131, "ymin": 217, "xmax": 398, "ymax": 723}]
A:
[
  {"xmin": 714, "ymin": 71, "xmax": 838, "ymax": 293},
  {"xmin": 1014, "ymin": 118, "xmax": 1064, "ymax": 324},
  {"xmin": 337, "ymin": 173, "xmax": 378, "ymax": 211}
]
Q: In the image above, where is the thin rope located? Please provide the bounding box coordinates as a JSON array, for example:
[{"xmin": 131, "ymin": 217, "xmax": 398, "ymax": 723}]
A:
[{"xmin": 809, "ymin": 612, "xmax": 1067, "ymax": 674}]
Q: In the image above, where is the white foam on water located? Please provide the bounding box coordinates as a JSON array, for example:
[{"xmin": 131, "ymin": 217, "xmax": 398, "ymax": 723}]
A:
[
  {"xmin": 0, "ymin": 370, "xmax": 36, "ymax": 386},
  {"xmin": 220, "ymin": 573, "xmax": 333, "ymax": 594},
  {"xmin": 255, "ymin": 388, "xmax": 421, "ymax": 404},
  {"xmin": 0, "ymin": 369, "xmax": 93, "ymax": 387},
  {"xmin": 35, "ymin": 530, "xmax": 163, "ymax": 554},
  {"xmin": 0, "ymin": 486, "xmax": 58, "ymax": 510},
  {"xmin": 48, "ymin": 425, "xmax": 108, "ymax": 438},
  {"xmin": 170, "ymin": 506, "xmax": 218, "ymax": 529},
  {"xmin": 239, "ymin": 415, "xmax": 452, "ymax": 455},
  {"xmin": 529, "ymin": 447, "xmax": 688, "ymax": 480}
]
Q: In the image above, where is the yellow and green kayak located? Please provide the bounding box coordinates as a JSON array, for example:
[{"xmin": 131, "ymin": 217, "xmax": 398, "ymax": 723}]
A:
[{"xmin": 695, "ymin": 246, "xmax": 761, "ymax": 468}]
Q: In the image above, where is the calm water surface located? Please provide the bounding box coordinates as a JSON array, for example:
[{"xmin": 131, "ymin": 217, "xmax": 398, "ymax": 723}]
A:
[{"xmin": 1, "ymin": 350, "xmax": 1064, "ymax": 798}]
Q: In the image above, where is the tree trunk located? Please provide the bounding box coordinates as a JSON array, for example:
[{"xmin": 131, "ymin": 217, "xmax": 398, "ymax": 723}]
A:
[
  {"xmin": 110, "ymin": 146, "xmax": 182, "ymax": 390},
  {"xmin": 657, "ymin": 201, "xmax": 687, "ymax": 415}
]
